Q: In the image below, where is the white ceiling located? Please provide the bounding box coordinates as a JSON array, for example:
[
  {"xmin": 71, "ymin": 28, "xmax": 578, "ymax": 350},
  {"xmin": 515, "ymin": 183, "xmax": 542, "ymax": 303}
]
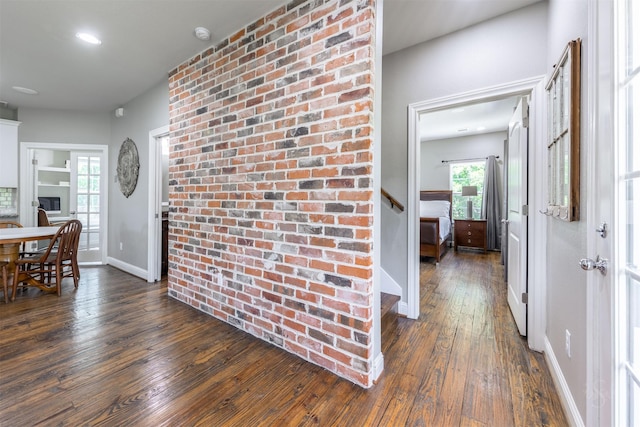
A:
[
  {"xmin": 420, "ymin": 96, "xmax": 520, "ymax": 142},
  {"xmin": 0, "ymin": 0, "xmax": 541, "ymax": 113},
  {"xmin": 0, "ymin": 0, "xmax": 287, "ymax": 112},
  {"xmin": 382, "ymin": 0, "xmax": 540, "ymax": 56}
]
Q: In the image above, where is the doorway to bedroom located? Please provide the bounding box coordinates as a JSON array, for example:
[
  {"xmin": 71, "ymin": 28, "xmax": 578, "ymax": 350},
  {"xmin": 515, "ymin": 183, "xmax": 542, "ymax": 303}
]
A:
[
  {"xmin": 419, "ymin": 98, "xmax": 512, "ymax": 259},
  {"xmin": 407, "ymin": 77, "xmax": 548, "ymax": 350}
]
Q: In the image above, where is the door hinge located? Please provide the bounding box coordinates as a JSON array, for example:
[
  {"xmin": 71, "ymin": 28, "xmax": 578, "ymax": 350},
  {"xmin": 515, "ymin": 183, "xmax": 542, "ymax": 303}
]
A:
[
  {"xmin": 32, "ymin": 158, "xmax": 38, "ymax": 165},
  {"xmin": 521, "ymin": 292, "xmax": 529, "ymax": 304},
  {"xmin": 522, "ymin": 205, "xmax": 529, "ymax": 216},
  {"xmin": 31, "ymin": 200, "xmax": 39, "ymax": 207},
  {"xmin": 523, "ymin": 104, "xmax": 530, "ymax": 128}
]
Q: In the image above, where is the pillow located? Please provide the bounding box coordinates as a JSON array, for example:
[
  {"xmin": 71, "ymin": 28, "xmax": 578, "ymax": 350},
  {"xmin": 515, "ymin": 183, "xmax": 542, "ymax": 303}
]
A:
[{"xmin": 420, "ymin": 200, "xmax": 450, "ymax": 218}]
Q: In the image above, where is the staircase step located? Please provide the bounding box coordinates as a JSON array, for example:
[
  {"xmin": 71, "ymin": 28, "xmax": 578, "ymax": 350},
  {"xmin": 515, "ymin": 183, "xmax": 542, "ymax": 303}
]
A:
[{"xmin": 381, "ymin": 292, "xmax": 401, "ymax": 318}]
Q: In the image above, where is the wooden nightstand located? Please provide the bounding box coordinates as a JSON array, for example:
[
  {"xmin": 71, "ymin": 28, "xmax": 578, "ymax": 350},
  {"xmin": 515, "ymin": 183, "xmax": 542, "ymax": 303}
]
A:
[{"xmin": 454, "ymin": 219, "xmax": 487, "ymax": 253}]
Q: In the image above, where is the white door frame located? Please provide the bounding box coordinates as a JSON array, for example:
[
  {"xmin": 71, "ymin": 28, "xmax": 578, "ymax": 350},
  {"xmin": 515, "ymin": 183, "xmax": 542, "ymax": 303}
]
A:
[
  {"xmin": 147, "ymin": 125, "xmax": 169, "ymax": 283},
  {"xmin": 19, "ymin": 142, "xmax": 109, "ymax": 265},
  {"xmin": 407, "ymin": 76, "xmax": 548, "ymax": 351}
]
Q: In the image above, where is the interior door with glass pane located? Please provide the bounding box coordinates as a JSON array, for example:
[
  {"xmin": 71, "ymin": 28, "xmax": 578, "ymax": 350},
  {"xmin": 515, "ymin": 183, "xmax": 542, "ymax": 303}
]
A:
[
  {"xmin": 70, "ymin": 152, "xmax": 105, "ymax": 263},
  {"xmin": 617, "ymin": 0, "xmax": 640, "ymax": 423}
]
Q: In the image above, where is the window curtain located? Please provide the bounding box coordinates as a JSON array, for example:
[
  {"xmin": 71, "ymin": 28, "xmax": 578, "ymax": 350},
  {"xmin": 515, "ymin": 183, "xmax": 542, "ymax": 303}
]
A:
[{"xmin": 481, "ymin": 155, "xmax": 502, "ymax": 251}]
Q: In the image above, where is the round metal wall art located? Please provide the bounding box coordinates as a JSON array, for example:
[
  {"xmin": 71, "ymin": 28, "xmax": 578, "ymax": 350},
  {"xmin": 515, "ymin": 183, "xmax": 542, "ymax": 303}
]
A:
[{"xmin": 117, "ymin": 137, "xmax": 140, "ymax": 198}]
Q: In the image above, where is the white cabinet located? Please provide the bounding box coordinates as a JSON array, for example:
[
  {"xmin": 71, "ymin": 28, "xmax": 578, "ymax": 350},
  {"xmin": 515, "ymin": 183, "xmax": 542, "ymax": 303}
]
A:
[{"xmin": 0, "ymin": 119, "xmax": 21, "ymax": 188}]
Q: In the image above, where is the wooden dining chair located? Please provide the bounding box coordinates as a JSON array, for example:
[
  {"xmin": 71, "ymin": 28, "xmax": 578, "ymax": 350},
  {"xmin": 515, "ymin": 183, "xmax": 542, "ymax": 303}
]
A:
[
  {"xmin": 0, "ymin": 220, "xmax": 28, "ymax": 256},
  {"xmin": 0, "ymin": 221, "xmax": 22, "ymax": 228},
  {"xmin": 12, "ymin": 219, "xmax": 82, "ymax": 300},
  {"xmin": 37, "ymin": 208, "xmax": 52, "ymax": 227},
  {"xmin": 38, "ymin": 208, "xmax": 67, "ymax": 228},
  {"xmin": 0, "ymin": 260, "xmax": 8, "ymax": 303}
]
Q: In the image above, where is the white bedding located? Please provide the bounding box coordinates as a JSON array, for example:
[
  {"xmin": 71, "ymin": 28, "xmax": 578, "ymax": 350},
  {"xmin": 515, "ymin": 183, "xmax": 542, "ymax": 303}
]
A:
[
  {"xmin": 438, "ymin": 216, "xmax": 451, "ymax": 243},
  {"xmin": 420, "ymin": 200, "xmax": 450, "ymax": 217}
]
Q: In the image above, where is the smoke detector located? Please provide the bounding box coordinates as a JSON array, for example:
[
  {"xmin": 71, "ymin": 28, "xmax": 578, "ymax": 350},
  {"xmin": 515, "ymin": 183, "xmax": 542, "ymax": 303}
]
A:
[{"xmin": 194, "ymin": 27, "xmax": 211, "ymax": 41}]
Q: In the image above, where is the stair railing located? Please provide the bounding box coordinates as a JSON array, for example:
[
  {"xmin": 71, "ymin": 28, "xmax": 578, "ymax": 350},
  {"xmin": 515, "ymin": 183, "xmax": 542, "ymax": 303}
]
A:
[{"xmin": 381, "ymin": 188, "xmax": 404, "ymax": 212}]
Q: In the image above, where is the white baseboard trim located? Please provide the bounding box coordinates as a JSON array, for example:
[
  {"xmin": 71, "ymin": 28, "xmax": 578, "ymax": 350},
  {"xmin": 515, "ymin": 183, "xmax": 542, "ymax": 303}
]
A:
[
  {"xmin": 544, "ymin": 337, "xmax": 584, "ymax": 427},
  {"xmin": 381, "ymin": 268, "xmax": 402, "ymax": 296},
  {"xmin": 373, "ymin": 351, "xmax": 384, "ymax": 383},
  {"xmin": 107, "ymin": 257, "xmax": 147, "ymax": 281},
  {"xmin": 397, "ymin": 301, "xmax": 408, "ymax": 317}
]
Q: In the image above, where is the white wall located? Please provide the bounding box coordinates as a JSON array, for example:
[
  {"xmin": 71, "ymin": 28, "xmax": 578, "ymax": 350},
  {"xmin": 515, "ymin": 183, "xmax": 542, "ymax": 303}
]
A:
[
  {"xmin": 545, "ymin": 0, "xmax": 589, "ymax": 422},
  {"xmin": 109, "ymin": 80, "xmax": 169, "ymax": 271},
  {"xmin": 421, "ymin": 131, "xmax": 506, "ymax": 191},
  {"xmin": 381, "ymin": 2, "xmax": 548, "ymax": 297}
]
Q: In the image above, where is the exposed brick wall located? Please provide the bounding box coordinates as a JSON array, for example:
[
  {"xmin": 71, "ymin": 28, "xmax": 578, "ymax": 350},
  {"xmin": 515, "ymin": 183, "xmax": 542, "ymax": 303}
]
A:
[{"xmin": 167, "ymin": 0, "xmax": 377, "ymax": 387}]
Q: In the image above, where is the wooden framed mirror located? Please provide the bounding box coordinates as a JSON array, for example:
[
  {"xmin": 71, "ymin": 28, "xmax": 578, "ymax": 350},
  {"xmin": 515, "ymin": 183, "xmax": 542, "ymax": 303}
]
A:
[{"xmin": 545, "ymin": 39, "xmax": 581, "ymax": 221}]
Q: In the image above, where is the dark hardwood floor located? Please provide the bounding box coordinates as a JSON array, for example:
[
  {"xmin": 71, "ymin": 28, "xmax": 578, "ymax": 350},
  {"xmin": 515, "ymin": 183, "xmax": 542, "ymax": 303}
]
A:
[{"xmin": 0, "ymin": 252, "xmax": 567, "ymax": 426}]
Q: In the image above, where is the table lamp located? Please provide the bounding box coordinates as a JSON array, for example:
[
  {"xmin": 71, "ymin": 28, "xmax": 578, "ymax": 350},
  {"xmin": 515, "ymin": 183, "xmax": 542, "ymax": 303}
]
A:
[{"xmin": 461, "ymin": 185, "xmax": 478, "ymax": 219}]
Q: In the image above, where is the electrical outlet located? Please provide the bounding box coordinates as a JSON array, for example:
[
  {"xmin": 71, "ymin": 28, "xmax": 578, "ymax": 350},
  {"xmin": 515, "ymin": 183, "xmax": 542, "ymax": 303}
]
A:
[{"xmin": 565, "ymin": 329, "xmax": 571, "ymax": 358}]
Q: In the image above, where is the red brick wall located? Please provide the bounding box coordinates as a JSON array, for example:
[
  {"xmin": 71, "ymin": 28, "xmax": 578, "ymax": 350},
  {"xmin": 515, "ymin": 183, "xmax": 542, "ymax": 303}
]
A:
[{"xmin": 167, "ymin": 0, "xmax": 376, "ymax": 387}]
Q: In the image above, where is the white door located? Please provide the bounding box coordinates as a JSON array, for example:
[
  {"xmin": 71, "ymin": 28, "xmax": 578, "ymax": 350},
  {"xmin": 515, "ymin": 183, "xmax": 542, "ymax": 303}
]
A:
[
  {"xmin": 71, "ymin": 152, "xmax": 105, "ymax": 264},
  {"xmin": 506, "ymin": 97, "xmax": 528, "ymax": 336},
  {"xmin": 588, "ymin": 0, "xmax": 640, "ymax": 425},
  {"xmin": 612, "ymin": 0, "xmax": 640, "ymax": 424}
]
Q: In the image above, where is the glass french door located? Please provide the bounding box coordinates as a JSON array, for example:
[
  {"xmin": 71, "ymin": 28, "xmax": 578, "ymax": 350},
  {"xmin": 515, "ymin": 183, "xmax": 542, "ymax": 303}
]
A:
[
  {"xmin": 616, "ymin": 0, "xmax": 640, "ymax": 424},
  {"xmin": 71, "ymin": 152, "xmax": 105, "ymax": 263}
]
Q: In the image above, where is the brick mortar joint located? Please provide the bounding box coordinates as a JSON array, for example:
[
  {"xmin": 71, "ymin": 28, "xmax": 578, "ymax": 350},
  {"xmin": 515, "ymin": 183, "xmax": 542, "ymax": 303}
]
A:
[
  {"xmin": 178, "ymin": 263, "xmax": 375, "ymax": 303},
  {"xmin": 175, "ymin": 265, "xmax": 373, "ymax": 302}
]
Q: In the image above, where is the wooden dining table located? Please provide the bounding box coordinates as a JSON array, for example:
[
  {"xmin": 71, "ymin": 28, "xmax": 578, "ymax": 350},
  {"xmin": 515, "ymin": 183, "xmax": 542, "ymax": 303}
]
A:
[{"xmin": 0, "ymin": 226, "xmax": 61, "ymax": 299}]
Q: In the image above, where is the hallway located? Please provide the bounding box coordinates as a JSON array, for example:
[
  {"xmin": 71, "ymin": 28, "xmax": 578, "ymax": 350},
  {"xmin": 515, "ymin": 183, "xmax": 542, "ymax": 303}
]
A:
[
  {"xmin": 0, "ymin": 253, "xmax": 567, "ymax": 425},
  {"xmin": 406, "ymin": 251, "xmax": 567, "ymax": 425}
]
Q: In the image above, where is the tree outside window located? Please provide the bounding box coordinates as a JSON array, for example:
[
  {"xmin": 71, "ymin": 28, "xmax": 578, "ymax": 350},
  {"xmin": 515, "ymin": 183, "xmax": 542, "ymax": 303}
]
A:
[{"xmin": 450, "ymin": 161, "xmax": 485, "ymax": 219}]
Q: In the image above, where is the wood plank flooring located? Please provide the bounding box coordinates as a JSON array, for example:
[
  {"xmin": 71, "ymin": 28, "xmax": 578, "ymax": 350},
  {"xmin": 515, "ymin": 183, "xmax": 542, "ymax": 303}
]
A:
[{"xmin": 0, "ymin": 252, "xmax": 568, "ymax": 426}]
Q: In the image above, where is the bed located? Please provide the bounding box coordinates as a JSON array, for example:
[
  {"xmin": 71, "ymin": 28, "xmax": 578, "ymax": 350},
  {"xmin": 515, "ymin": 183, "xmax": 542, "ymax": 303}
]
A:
[{"xmin": 419, "ymin": 190, "xmax": 453, "ymax": 262}]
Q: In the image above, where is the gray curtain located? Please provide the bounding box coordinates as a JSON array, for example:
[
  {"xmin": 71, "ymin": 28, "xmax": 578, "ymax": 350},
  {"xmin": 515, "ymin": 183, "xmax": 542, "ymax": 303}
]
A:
[{"xmin": 481, "ymin": 155, "xmax": 502, "ymax": 251}]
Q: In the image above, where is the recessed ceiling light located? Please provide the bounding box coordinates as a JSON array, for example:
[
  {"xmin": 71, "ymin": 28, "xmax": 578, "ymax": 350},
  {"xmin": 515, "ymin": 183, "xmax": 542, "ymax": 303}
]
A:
[
  {"xmin": 457, "ymin": 128, "xmax": 468, "ymax": 132},
  {"xmin": 194, "ymin": 27, "xmax": 211, "ymax": 41},
  {"xmin": 476, "ymin": 126, "xmax": 486, "ymax": 131},
  {"xmin": 76, "ymin": 32, "xmax": 102, "ymax": 45},
  {"xmin": 12, "ymin": 86, "xmax": 39, "ymax": 95}
]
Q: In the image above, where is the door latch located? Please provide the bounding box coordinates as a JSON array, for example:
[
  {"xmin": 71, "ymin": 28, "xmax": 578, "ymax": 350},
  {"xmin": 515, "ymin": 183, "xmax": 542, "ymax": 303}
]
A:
[
  {"xmin": 595, "ymin": 222, "xmax": 607, "ymax": 238},
  {"xmin": 579, "ymin": 255, "xmax": 608, "ymax": 275}
]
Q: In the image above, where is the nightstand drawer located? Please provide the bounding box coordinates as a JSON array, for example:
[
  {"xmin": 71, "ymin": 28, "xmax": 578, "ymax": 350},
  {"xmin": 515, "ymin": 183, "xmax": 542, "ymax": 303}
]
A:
[
  {"xmin": 461, "ymin": 229, "xmax": 483, "ymax": 237},
  {"xmin": 454, "ymin": 219, "xmax": 487, "ymax": 253},
  {"xmin": 459, "ymin": 222, "xmax": 485, "ymax": 233},
  {"xmin": 460, "ymin": 236, "xmax": 485, "ymax": 247}
]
